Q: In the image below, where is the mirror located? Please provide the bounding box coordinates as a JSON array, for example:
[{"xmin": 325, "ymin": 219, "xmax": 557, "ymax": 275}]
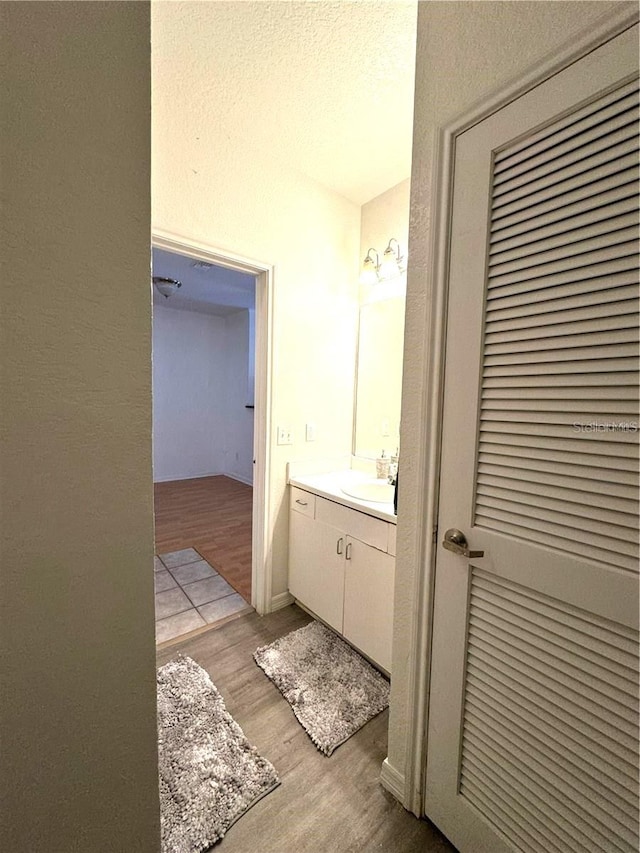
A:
[{"xmin": 353, "ymin": 293, "xmax": 405, "ymax": 459}]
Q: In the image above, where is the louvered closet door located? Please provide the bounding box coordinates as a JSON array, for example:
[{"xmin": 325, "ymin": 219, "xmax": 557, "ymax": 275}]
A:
[{"xmin": 425, "ymin": 24, "xmax": 639, "ymax": 853}]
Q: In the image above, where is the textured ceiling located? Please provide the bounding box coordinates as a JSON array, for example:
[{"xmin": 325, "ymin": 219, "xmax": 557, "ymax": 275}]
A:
[{"xmin": 152, "ymin": 0, "xmax": 417, "ymax": 205}]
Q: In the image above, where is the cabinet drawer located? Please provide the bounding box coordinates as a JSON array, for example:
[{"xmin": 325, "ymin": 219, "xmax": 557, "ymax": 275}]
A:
[
  {"xmin": 290, "ymin": 486, "xmax": 315, "ymax": 518},
  {"xmin": 316, "ymin": 496, "xmax": 388, "ymax": 551}
]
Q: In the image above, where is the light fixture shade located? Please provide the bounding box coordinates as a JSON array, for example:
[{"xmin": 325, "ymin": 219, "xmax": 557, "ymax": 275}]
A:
[
  {"xmin": 379, "ymin": 250, "xmax": 400, "ymax": 280},
  {"xmin": 378, "ymin": 239, "xmax": 405, "ymax": 281},
  {"xmin": 153, "ymin": 276, "xmax": 182, "ymax": 298},
  {"xmin": 359, "ymin": 259, "xmax": 379, "ymax": 286},
  {"xmin": 359, "ymin": 249, "xmax": 380, "ymax": 285}
]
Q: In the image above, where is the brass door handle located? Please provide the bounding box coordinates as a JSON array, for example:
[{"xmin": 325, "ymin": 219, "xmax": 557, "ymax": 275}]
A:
[{"xmin": 442, "ymin": 528, "xmax": 484, "ymax": 559}]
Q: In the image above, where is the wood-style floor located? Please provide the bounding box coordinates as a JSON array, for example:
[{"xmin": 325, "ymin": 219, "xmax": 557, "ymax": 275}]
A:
[
  {"xmin": 157, "ymin": 605, "xmax": 456, "ymax": 853},
  {"xmin": 154, "ymin": 476, "xmax": 252, "ymax": 603}
]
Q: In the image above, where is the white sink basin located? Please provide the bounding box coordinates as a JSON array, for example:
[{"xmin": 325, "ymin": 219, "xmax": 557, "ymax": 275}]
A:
[{"xmin": 341, "ymin": 480, "xmax": 394, "ymax": 503}]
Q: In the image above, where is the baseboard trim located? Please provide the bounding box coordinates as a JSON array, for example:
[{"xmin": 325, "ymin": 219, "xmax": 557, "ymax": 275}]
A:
[
  {"xmin": 270, "ymin": 591, "xmax": 294, "ymax": 612},
  {"xmin": 225, "ymin": 471, "xmax": 254, "ymax": 487},
  {"xmin": 153, "ymin": 470, "xmax": 254, "ymax": 486},
  {"xmin": 153, "ymin": 470, "xmax": 224, "ymax": 484},
  {"xmin": 380, "ymin": 758, "xmax": 406, "ymax": 804}
]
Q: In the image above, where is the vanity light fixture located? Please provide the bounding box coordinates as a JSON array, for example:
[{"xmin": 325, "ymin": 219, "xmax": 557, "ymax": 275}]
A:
[
  {"xmin": 359, "ymin": 248, "xmax": 380, "ymax": 286},
  {"xmin": 359, "ymin": 239, "xmax": 406, "ymax": 285},
  {"xmin": 153, "ymin": 276, "xmax": 182, "ymax": 298},
  {"xmin": 378, "ymin": 238, "xmax": 406, "ymax": 281}
]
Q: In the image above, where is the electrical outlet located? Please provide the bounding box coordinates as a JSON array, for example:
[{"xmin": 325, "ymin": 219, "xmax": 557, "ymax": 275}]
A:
[
  {"xmin": 305, "ymin": 423, "xmax": 316, "ymax": 442},
  {"xmin": 277, "ymin": 426, "xmax": 293, "ymax": 445}
]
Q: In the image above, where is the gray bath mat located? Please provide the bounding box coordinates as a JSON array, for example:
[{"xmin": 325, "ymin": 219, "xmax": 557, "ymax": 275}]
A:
[
  {"xmin": 254, "ymin": 620, "xmax": 390, "ymax": 756},
  {"xmin": 157, "ymin": 656, "xmax": 279, "ymax": 853}
]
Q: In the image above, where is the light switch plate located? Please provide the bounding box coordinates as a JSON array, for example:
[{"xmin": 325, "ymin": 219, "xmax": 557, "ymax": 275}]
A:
[
  {"xmin": 305, "ymin": 423, "xmax": 316, "ymax": 442},
  {"xmin": 277, "ymin": 426, "xmax": 293, "ymax": 445}
]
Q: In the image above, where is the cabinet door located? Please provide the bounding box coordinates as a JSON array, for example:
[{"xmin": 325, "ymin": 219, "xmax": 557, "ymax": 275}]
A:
[
  {"xmin": 343, "ymin": 537, "xmax": 395, "ymax": 672},
  {"xmin": 289, "ymin": 511, "xmax": 345, "ymax": 632}
]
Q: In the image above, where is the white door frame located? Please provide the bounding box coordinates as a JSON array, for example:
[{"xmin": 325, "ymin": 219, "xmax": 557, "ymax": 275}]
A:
[
  {"xmin": 399, "ymin": 5, "xmax": 639, "ymax": 817},
  {"xmin": 152, "ymin": 230, "xmax": 274, "ymax": 616}
]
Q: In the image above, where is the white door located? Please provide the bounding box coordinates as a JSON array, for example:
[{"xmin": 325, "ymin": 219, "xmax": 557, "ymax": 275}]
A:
[{"xmin": 425, "ymin": 24, "xmax": 639, "ymax": 853}]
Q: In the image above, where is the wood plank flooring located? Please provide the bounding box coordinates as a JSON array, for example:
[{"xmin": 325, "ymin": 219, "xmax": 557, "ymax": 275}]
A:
[
  {"xmin": 154, "ymin": 476, "xmax": 252, "ymax": 602},
  {"xmin": 157, "ymin": 605, "xmax": 456, "ymax": 853}
]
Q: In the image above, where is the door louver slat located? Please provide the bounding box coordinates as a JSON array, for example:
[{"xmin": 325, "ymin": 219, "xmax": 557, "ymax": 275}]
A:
[
  {"xmin": 471, "ymin": 582, "xmax": 638, "ymax": 667},
  {"xmin": 460, "ymin": 570, "xmax": 640, "ymax": 853},
  {"xmin": 466, "ymin": 686, "xmax": 636, "ymax": 823},
  {"xmin": 487, "ymin": 273, "xmax": 637, "ymax": 312},
  {"xmin": 477, "ymin": 83, "xmax": 639, "ymax": 574},
  {"xmin": 491, "ymin": 183, "xmax": 638, "ymax": 241},
  {"xmin": 490, "ymin": 196, "xmax": 638, "ymax": 252},
  {"xmin": 488, "ymin": 245, "xmax": 638, "ymax": 291},
  {"xmin": 493, "ymin": 152, "xmax": 638, "ymax": 217},
  {"xmin": 465, "ymin": 679, "xmax": 638, "ymax": 809},
  {"xmin": 483, "ymin": 383, "xmax": 638, "ymax": 400},
  {"xmin": 491, "ymin": 167, "xmax": 639, "ymax": 231},
  {"xmin": 483, "ymin": 370, "xmax": 638, "ymax": 388},
  {"xmin": 493, "ymin": 134, "xmax": 638, "ymax": 202},
  {"xmin": 486, "ymin": 295, "xmax": 639, "ymax": 332},
  {"xmin": 493, "ymin": 79, "xmax": 639, "ymax": 177},
  {"xmin": 489, "ymin": 225, "xmax": 638, "ymax": 276},
  {"xmin": 483, "ymin": 358, "xmax": 637, "ymax": 376},
  {"xmin": 477, "ymin": 451, "xmax": 637, "ymax": 486}
]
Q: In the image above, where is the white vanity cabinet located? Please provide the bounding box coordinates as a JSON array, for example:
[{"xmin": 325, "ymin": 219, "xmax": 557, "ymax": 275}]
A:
[
  {"xmin": 288, "ymin": 483, "xmax": 395, "ymax": 672},
  {"xmin": 289, "ymin": 504, "xmax": 345, "ymax": 633},
  {"xmin": 342, "ymin": 537, "xmax": 394, "ymax": 672}
]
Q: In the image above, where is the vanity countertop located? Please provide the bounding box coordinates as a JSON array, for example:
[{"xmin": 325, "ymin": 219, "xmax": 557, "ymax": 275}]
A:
[{"xmin": 288, "ymin": 469, "xmax": 397, "ymax": 524}]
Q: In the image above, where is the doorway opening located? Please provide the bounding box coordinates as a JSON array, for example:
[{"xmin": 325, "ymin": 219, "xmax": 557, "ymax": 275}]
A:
[{"xmin": 151, "ymin": 233, "xmax": 273, "ymax": 645}]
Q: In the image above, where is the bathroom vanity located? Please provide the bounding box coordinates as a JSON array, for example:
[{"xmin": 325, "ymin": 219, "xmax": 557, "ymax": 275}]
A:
[{"xmin": 288, "ymin": 470, "xmax": 396, "ymax": 673}]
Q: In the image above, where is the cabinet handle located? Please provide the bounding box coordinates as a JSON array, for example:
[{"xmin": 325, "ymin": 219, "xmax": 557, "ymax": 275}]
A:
[
  {"xmin": 295, "ymin": 499, "xmax": 308, "ymax": 506},
  {"xmin": 345, "ymin": 542, "xmax": 352, "ymax": 560},
  {"xmin": 336, "ymin": 537, "xmax": 344, "ymax": 555}
]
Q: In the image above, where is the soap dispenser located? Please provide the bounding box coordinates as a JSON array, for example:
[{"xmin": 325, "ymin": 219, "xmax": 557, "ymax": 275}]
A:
[
  {"xmin": 388, "ymin": 447, "xmax": 399, "ymax": 484},
  {"xmin": 376, "ymin": 450, "xmax": 390, "ymax": 480}
]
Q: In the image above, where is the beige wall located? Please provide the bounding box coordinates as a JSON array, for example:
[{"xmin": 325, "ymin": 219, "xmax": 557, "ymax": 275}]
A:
[
  {"xmin": 388, "ymin": 0, "xmax": 627, "ymax": 794},
  {"xmin": 0, "ymin": 3, "xmax": 159, "ymax": 849},
  {"xmin": 152, "ymin": 6, "xmax": 361, "ymax": 598}
]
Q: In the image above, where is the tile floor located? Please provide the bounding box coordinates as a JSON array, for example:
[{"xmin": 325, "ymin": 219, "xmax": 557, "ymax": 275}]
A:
[{"xmin": 154, "ymin": 548, "xmax": 252, "ymax": 644}]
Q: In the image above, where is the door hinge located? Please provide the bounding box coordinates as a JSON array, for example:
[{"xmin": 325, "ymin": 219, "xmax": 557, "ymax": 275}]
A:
[{"xmin": 432, "ymin": 525, "xmax": 438, "ymax": 545}]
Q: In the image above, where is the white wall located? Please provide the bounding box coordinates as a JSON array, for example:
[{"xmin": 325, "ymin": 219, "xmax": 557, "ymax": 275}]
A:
[
  {"xmin": 388, "ymin": 0, "xmax": 630, "ymax": 800},
  {"xmin": 0, "ymin": 3, "xmax": 159, "ymax": 849},
  {"xmin": 153, "ymin": 304, "xmax": 255, "ymax": 485},
  {"xmin": 152, "ymin": 7, "xmax": 361, "ymax": 597},
  {"xmin": 153, "ymin": 305, "xmax": 227, "ymax": 481}
]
